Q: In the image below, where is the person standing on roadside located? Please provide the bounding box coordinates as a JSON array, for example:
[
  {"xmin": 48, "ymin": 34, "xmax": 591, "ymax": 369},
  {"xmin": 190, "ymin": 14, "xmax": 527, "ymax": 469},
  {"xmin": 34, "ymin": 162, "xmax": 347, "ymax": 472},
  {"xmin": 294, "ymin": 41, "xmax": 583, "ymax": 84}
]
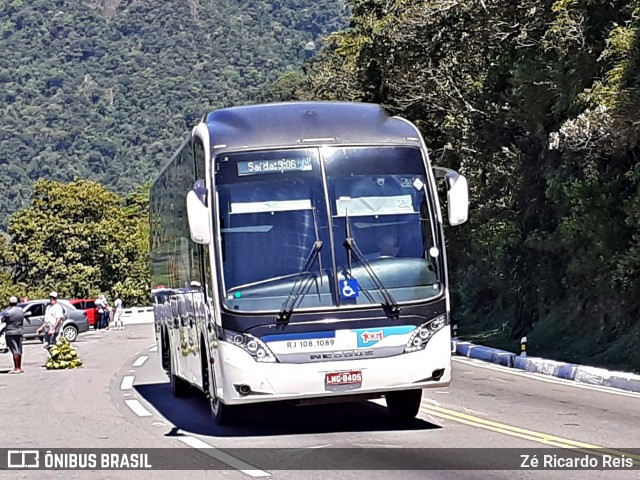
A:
[
  {"xmin": 0, "ymin": 296, "xmax": 25, "ymax": 373},
  {"xmin": 36, "ymin": 292, "xmax": 64, "ymax": 349},
  {"xmin": 96, "ymin": 294, "xmax": 109, "ymax": 331},
  {"xmin": 95, "ymin": 295, "xmax": 104, "ymax": 330},
  {"xmin": 100, "ymin": 294, "xmax": 110, "ymax": 330},
  {"xmin": 113, "ymin": 296, "xmax": 124, "ymax": 330}
]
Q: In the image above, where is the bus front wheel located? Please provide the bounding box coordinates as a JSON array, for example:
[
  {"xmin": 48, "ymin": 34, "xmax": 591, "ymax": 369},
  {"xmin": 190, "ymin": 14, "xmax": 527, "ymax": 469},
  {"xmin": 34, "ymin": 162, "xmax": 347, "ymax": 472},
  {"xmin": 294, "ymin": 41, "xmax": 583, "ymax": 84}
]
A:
[
  {"xmin": 209, "ymin": 392, "xmax": 239, "ymax": 426},
  {"xmin": 386, "ymin": 389, "xmax": 422, "ymax": 420},
  {"xmin": 202, "ymin": 351, "xmax": 238, "ymax": 426}
]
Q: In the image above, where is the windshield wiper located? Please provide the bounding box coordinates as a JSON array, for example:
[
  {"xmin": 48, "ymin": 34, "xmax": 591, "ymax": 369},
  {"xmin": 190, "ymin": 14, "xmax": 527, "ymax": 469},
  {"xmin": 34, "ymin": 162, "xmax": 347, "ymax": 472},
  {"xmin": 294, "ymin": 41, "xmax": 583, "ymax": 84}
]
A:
[
  {"xmin": 343, "ymin": 213, "xmax": 400, "ymax": 317},
  {"xmin": 277, "ymin": 240, "xmax": 323, "ymax": 323}
]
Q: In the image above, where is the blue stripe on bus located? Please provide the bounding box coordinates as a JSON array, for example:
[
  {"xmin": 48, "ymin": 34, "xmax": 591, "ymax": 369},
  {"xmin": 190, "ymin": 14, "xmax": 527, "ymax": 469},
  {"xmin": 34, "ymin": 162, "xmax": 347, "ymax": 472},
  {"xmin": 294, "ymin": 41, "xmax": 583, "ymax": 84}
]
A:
[{"xmin": 262, "ymin": 331, "xmax": 336, "ymax": 343}]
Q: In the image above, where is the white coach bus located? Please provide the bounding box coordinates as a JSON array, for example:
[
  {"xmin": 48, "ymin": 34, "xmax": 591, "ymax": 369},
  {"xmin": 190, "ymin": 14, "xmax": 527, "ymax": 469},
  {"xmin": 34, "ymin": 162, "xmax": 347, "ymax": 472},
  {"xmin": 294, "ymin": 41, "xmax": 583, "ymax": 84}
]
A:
[{"xmin": 150, "ymin": 102, "xmax": 468, "ymax": 425}]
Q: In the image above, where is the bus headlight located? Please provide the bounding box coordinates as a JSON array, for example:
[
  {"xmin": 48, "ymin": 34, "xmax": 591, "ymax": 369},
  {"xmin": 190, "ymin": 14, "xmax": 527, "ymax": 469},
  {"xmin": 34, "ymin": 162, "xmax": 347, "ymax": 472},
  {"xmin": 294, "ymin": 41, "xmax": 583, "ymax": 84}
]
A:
[
  {"xmin": 222, "ymin": 329, "xmax": 276, "ymax": 363},
  {"xmin": 404, "ymin": 315, "xmax": 447, "ymax": 353}
]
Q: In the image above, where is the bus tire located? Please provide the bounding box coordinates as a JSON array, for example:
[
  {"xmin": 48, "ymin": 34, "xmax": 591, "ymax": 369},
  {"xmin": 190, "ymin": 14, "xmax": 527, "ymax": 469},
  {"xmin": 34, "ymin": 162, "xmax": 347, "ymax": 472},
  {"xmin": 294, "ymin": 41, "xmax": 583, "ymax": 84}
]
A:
[
  {"xmin": 201, "ymin": 342, "xmax": 238, "ymax": 426},
  {"xmin": 170, "ymin": 349, "xmax": 191, "ymax": 398},
  {"xmin": 386, "ymin": 389, "xmax": 422, "ymax": 420},
  {"xmin": 206, "ymin": 367, "xmax": 239, "ymax": 426},
  {"xmin": 161, "ymin": 328, "xmax": 170, "ymax": 371},
  {"xmin": 210, "ymin": 391, "xmax": 238, "ymax": 426}
]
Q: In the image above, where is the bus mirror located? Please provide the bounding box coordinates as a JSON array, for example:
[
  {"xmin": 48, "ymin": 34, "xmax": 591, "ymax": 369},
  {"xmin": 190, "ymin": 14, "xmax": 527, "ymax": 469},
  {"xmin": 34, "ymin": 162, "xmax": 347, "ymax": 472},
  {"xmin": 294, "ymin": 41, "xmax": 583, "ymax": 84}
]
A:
[
  {"xmin": 186, "ymin": 190, "xmax": 212, "ymax": 244},
  {"xmin": 434, "ymin": 167, "xmax": 469, "ymax": 226}
]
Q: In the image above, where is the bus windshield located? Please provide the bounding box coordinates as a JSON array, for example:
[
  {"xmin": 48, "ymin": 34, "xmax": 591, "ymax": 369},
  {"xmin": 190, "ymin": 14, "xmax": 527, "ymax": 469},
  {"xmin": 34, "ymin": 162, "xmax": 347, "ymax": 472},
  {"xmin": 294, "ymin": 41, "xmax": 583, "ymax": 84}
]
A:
[{"xmin": 215, "ymin": 146, "xmax": 441, "ymax": 313}]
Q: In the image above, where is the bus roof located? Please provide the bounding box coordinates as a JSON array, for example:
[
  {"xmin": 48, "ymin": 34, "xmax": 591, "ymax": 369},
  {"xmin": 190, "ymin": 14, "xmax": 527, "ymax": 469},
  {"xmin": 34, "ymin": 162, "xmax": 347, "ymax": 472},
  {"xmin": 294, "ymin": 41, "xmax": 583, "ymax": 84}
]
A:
[{"xmin": 204, "ymin": 102, "xmax": 421, "ymax": 151}]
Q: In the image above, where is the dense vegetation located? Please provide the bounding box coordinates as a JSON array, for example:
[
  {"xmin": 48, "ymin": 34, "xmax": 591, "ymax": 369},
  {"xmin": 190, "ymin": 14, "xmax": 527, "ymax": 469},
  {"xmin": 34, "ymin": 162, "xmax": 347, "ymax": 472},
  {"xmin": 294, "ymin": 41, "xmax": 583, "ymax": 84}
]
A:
[
  {"xmin": 0, "ymin": 179, "xmax": 150, "ymax": 305},
  {"xmin": 0, "ymin": 0, "xmax": 349, "ymax": 225},
  {"xmin": 3, "ymin": 0, "xmax": 640, "ymax": 372},
  {"xmin": 290, "ymin": 0, "xmax": 640, "ymax": 371}
]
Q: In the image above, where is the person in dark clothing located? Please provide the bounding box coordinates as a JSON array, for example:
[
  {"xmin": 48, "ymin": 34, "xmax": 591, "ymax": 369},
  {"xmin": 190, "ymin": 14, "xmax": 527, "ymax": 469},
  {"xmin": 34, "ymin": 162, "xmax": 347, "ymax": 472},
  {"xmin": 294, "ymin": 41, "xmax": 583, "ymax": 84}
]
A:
[
  {"xmin": 365, "ymin": 234, "xmax": 400, "ymax": 261},
  {"xmin": 0, "ymin": 296, "xmax": 25, "ymax": 374}
]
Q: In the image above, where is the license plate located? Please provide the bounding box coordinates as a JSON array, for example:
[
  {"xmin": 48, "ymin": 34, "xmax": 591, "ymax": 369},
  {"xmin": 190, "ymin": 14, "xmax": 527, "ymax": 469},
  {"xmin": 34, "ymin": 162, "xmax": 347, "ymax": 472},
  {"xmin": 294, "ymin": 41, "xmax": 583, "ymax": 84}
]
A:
[{"xmin": 325, "ymin": 370, "xmax": 362, "ymax": 386}]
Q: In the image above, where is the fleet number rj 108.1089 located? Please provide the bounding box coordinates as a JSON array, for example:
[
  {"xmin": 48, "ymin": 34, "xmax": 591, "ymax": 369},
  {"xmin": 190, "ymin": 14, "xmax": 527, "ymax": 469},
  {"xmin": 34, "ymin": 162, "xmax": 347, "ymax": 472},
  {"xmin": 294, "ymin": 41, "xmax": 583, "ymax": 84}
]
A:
[{"xmin": 286, "ymin": 339, "xmax": 335, "ymax": 349}]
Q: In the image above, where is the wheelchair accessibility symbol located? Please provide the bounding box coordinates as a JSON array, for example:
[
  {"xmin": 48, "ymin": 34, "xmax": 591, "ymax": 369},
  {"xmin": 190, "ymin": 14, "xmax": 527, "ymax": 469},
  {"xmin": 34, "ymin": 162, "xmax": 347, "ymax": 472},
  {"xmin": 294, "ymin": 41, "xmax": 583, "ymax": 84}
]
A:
[{"xmin": 340, "ymin": 279, "xmax": 360, "ymax": 299}]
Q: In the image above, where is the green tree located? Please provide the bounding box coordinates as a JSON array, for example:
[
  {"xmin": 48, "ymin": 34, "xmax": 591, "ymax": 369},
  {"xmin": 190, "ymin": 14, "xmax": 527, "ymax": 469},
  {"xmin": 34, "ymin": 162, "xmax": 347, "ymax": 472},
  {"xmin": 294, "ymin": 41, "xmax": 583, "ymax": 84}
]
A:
[
  {"xmin": 3, "ymin": 179, "xmax": 150, "ymax": 305},
  {"xmin": 295, "ymin": 0, "xmax": 640, "ymax": 371}
]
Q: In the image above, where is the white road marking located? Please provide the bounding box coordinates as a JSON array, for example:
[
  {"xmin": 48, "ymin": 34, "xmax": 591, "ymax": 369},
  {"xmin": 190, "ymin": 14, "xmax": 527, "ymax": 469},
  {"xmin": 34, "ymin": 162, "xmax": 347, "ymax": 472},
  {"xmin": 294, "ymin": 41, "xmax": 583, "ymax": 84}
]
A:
[
  {"xmin": 453, "ymin": 356, "xmax": 640, "ymax": 399},
  {"xmin": 133, "ymin": 355, "xmax": 149, "ymax": 367},
  {"xmin": 352, "ymin": 443, "xmax": 403, "ymax": 447},
  {"xmin": 178, "ymin": 436, "xmax": 270, "ymax": 478},
  {"xmin": 125, "ymin": 399, "xmax": 152, "ymax": 417},
  {"xmin": 120, "ymin": 375, "xmax": 135, "ymax": 390},
  {"xmin": 148, "ymin": 343, "xmax": 156, "ymax": 349},
  {"xmin": 149, "ymin": 346, "xmax": 158, "ymax": 352}
]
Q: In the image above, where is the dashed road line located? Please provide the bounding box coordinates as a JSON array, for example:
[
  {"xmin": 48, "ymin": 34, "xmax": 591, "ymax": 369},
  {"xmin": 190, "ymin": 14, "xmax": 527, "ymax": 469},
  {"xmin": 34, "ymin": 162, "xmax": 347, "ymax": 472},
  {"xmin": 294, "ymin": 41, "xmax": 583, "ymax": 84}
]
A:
[
  {"xmin": 122, "ymin": 347, "xmax": 268, "ymax": 477},
  {"xmin": 133, "ymin": 355, "xmax": 149, "ymax": 367},
  {"xmin": 120, "ymin": 375, "xmax": 135, "ymax": 390},
  {"xmin": 125, "ymin": 399, "xmax": 152, "ymax": 417},
  {"xmin": 177, "ymin": 435, "xmax": 271, "ymax": 478}
]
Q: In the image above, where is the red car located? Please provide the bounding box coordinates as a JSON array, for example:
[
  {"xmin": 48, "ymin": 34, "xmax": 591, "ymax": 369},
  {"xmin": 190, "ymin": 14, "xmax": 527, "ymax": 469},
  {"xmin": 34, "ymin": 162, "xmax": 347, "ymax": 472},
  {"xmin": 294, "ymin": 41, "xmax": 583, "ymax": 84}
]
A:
[{"xmin": 69, "ymin": 298, "xmax": 99, "ymax": 328}]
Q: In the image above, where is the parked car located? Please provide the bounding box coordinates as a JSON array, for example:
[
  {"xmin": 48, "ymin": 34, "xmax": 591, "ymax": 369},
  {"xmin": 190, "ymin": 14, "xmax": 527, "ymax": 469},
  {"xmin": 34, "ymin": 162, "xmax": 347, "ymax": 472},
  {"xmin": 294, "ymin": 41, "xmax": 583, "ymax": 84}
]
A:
[
  {"xmin": 19, "ymin": 299, "xmax": 90, "ymax": 342},
  {"xmin": 69, "ymin": 298, "xmax": 98, "ymax": 328}
]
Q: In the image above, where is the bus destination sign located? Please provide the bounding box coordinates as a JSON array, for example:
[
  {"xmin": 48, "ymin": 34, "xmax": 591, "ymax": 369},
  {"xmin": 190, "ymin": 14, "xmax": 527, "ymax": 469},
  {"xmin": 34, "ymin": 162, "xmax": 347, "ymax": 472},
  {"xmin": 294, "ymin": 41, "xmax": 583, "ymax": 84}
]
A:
[{"xmin": 237, "ymin": 158, "xmax": 313, "ymax": 176}]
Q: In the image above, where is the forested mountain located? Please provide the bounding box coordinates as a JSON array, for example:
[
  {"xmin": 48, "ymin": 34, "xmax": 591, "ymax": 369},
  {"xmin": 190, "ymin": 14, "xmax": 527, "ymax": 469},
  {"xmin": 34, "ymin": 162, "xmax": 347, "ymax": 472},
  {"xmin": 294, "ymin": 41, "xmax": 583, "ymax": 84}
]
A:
[
  {"xmin": 4, "ymin": 0, "xmax": 640, "ymax": 372},
  {"xmin": 294, "ymin": 0, "xmax": 640, "ymax": 371},
  {"xmin": 0, "ymin": 0, "xmax": 349, "ymax": 225}
]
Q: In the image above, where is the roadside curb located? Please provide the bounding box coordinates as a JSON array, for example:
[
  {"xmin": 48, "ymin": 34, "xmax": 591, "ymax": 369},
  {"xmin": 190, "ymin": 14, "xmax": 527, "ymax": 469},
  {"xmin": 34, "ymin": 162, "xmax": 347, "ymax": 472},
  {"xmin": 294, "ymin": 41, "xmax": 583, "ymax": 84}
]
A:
[{"xmin": 452, "ymin": 340, "xmax": 640, "ymax": 394}]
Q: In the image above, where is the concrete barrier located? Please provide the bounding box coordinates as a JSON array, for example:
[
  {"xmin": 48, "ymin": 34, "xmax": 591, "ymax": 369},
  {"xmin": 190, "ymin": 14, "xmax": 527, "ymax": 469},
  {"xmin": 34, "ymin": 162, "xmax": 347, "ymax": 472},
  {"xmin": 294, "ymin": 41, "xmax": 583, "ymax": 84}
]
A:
[
  {"xmin": 491, "ymin": 350, "xmax": 516, "ymax": 368},
  {"xmin": 513, "ymin": 356, "xmax": 578, "ymax": 380},
  {"xmin": 602, "ymin": 372, "xmax": 640, "ymax": 392},
  {"xmin": 454, "ymin": 341, "xmax": 640, "ymax": 393},
  {"xmin": 556, "ymin": 363, "xmax": 580, "ymax": 381},
  {"xmin": 455, "ymin": 341, "xmax": 516, "ymax": 368},
  {"xmin": 121, "ymin": 306, "xmax": 154, "ymax": 325}
]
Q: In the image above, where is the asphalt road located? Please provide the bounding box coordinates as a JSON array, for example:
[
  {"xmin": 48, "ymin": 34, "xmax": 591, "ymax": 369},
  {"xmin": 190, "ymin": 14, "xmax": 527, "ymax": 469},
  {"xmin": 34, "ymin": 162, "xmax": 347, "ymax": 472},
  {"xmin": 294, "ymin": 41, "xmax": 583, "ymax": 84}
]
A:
[{"xmin": 1, "ymin": 324, "xmax": 638, "ymax": 479}]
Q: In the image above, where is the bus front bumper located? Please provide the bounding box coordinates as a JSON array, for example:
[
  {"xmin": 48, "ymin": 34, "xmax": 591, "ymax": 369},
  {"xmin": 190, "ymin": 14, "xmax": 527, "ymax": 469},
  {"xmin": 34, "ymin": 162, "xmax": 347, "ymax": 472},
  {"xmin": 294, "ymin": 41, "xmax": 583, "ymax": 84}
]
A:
[{"xmin": 214, "ymin": 327, "xmax": 452, "ymax": 405}]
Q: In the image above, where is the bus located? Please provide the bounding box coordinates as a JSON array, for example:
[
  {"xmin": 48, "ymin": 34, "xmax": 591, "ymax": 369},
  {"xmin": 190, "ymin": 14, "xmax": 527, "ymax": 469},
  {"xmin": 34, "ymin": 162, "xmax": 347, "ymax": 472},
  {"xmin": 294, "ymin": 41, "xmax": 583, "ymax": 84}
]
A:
[{"xmin": 150, "ymin": 102, "xmax": 468, "ymax": 425}]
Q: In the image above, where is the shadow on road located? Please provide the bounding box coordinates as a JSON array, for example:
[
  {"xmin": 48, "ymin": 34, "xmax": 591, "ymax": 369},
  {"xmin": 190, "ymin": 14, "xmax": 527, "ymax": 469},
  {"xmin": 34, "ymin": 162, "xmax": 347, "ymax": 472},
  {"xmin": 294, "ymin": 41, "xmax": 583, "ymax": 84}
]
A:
[{"xmin": 135, "ymin": 381, "xmax": 441, "ymax": 438}]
